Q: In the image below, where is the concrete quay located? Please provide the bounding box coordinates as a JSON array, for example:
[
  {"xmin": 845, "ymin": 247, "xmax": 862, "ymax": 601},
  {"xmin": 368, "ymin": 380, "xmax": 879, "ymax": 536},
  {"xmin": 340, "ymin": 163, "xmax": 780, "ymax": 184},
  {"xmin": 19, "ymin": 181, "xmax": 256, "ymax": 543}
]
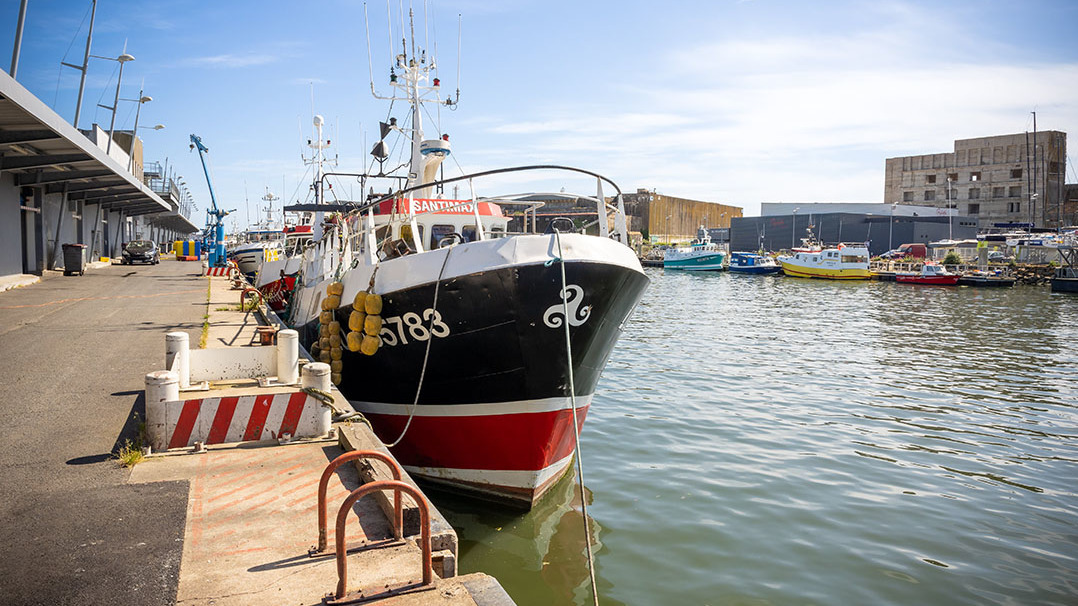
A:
[{"xmin": 0, "ymin": 258, "xmax": 513, "ymax": 605}]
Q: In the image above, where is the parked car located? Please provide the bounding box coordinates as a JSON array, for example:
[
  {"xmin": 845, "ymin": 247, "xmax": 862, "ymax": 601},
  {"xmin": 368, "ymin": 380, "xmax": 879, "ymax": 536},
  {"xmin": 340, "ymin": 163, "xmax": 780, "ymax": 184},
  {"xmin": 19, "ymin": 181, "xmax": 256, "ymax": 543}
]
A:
[
  {"xmin": 121, "ymin": 240, "xmax": 160, "ymax": 265},
  {"xmin": 987, "ymin": 251, "xmax": 1012, "ymax": 262},
  {"xmin": 879, "ymin": 243, "xmax": 927, "ymax": 260}
]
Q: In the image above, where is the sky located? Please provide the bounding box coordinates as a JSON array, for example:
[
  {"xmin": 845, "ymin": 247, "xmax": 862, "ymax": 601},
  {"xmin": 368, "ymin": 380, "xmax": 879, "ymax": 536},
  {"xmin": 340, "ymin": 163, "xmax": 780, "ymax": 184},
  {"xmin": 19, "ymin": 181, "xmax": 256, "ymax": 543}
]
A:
[{"xmin": 3, "ymin": 0, "xmax": 1077, "ymax": 230}]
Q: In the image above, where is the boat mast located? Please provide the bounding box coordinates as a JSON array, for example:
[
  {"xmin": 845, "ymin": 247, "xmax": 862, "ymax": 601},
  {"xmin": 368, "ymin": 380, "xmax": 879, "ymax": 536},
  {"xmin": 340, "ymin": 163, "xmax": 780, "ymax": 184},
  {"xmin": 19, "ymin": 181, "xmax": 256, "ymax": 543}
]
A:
[{"xmin": 309, "ymin": 114, "xmax": 332, "ymax": 240}]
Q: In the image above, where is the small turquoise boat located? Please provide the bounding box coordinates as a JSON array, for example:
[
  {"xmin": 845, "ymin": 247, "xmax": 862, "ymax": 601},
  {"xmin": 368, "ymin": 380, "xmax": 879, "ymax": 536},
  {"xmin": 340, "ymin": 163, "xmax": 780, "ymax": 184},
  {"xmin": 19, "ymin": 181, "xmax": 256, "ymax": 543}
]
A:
[
  {"xmin": 728, "ymin": 251, "xmax": 782, "ymax": 274},
  {"xmin": 663, "ymin": 231, "xmax": 726, "ymax": 271}
]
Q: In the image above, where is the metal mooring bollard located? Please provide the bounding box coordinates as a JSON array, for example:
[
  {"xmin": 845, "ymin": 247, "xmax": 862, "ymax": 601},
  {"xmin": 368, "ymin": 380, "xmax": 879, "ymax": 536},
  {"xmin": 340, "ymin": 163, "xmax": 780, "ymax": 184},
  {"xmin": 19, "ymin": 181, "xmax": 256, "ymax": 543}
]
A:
[
  {"xmin": 277, "ymin": 329, "xmax": 299, "ymax": 384},
  {"xmin": 145, "ymin": 370, "xmax": 179, "ymax": 405},
  {"xmin": 164, "ymin": 332, "xmax": 190, "ymax": 389},
  {"xmin": 301, "ymin": 362, "xmax": 332, "ymax": 392}
]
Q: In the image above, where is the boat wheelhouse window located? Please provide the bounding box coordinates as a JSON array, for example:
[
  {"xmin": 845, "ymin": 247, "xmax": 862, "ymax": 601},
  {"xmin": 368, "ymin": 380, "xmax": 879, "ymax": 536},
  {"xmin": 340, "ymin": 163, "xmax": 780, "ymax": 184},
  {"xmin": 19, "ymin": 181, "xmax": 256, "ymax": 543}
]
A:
[
  {"xmin": 375, "ymin": 225, "xmax": 391, "ymax": 248},
  {"xmin": 490, "ymin": 225, "xmax": 506, "ymax": 238},
  {"xmin": 841, "ymin": 255, "xmax": 866, "ymax": 263},
  {"xmin": 461, "ymin": 225, "xmax": 477, "ymax": 242},
  {"xmin": 430, "ymin": 224, "xmax": 456, "ymax": 249},
  {"xmin": 400, "ymin": 224, "xmax": 424, "ymax": 251}
]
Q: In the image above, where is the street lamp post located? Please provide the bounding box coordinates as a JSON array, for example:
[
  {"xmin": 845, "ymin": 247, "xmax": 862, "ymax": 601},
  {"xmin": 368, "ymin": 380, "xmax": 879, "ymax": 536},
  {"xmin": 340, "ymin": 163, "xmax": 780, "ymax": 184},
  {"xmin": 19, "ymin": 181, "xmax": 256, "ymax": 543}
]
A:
[
  {"xmin": 95, "ymin": 50, "xmax": 135, "ymax": 154},
  {"xmin": 126, "ymin": 89, "xmax": 154, "ymax": 172}
]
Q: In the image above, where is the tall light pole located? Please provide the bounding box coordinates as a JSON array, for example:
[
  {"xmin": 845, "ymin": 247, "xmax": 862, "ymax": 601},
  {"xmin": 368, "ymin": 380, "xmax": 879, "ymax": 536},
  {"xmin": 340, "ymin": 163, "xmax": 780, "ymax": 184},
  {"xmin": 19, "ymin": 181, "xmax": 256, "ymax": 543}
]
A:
[
  {"xmin": 791, "ymin": 207, "xmax": 800, "ymax": 249},
  {"xmin": 126, "ymin": 89, "xmax": 154, "ymax": 172},
  {"xmin": 947, "ymin": 176, "xmax": 953, "ymax": 241},
  {"xmin": 95, "ymin": 50, "xmax": 135, "ymax": 154},
  {"xmin": 61, "ymin": 0, "xmax": 98, "ymax": 129}
]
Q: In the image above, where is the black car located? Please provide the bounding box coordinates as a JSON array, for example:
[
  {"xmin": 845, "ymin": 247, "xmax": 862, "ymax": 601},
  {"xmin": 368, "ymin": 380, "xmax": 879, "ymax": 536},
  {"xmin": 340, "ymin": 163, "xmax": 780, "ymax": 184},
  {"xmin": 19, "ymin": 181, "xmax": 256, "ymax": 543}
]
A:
[{"xmin": 121, "ymin": 240, "xmax": 160, "ymax": 265}]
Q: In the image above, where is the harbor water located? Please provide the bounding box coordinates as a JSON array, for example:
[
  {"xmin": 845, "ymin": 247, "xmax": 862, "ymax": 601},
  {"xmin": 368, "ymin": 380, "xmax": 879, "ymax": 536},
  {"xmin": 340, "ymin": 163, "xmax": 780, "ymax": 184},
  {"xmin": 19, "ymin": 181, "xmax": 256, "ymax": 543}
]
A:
[{"xmin": 437, "ymin": 268, "xmax": 1078, "ymax": 605}]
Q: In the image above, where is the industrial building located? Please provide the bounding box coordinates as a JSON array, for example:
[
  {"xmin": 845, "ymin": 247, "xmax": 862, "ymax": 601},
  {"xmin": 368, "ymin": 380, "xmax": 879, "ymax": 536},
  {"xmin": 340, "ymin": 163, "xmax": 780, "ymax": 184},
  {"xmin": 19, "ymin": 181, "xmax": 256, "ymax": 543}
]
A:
[
  {"xmin": 1, "ymin": 68, "xmax": 197, "ymax": 281},
  {"xmin": 619, "ymin": 189, "xmax": 742, "ymax": 242},
  {"xmin": 730, "ymin": 202, "xmax": 977, "ymax": 257},
  {"xmin": 884, "ymin": 131, "xmax": 1070, "ymax": 229}
]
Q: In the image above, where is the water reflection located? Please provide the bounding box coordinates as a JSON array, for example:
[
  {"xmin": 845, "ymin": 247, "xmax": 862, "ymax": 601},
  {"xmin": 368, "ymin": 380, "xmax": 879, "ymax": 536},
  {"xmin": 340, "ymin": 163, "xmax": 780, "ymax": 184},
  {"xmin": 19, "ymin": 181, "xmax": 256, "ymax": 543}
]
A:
[
  {"xmin": 434, "ymin": 472, "xmax": 619, "ymax": 606},
  {"xmin": 439, "ymin": 270, "xmax": 1078, "ymax": 605}
]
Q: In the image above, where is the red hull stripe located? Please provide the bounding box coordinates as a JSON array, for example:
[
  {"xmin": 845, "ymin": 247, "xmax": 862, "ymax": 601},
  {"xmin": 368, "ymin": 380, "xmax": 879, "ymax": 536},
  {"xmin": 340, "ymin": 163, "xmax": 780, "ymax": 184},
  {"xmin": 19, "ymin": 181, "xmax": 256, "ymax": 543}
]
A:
[
  {"xmin": 364, "ymin": 405, "xmax": 588, "ymax": 472},
  {"xmin": 207, "ymin": 397, "xmax": 240, "ymax": 444},
  {"xmin": 243, "ymin": 395, "xmax": 275, "ymax": 441},
  {"xmin": 169, "ymin": 399, "xmax": 203, "ymax": 450}
]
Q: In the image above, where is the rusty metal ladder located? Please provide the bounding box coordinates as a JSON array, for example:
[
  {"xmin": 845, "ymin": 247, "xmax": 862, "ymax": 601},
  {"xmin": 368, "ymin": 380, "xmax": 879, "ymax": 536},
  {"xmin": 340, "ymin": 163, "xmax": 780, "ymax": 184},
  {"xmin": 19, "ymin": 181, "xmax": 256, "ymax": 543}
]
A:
[{"xmin": 311, "ymin": 450, "xmax": 435, "ymax": 603}]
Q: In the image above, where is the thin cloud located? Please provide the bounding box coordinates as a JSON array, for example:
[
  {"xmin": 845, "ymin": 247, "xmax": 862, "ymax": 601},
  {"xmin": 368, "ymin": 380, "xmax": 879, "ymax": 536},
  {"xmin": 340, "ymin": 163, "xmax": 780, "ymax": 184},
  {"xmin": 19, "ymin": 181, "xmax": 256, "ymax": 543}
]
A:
[{"xmin": 186, "ymin": 53, "xmax": 279, "ymax": 68}]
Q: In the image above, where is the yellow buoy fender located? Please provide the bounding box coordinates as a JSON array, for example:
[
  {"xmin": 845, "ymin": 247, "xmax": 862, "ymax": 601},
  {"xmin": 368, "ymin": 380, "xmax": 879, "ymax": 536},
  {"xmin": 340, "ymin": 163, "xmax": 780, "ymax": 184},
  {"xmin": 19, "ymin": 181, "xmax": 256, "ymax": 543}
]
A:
[
  {"xmin": 331, "ymin": 372, "xmax": 342, "ymax": 386},
  {"xmin": 345, "ymin": 331, "xmax": 363, "ymax": 352},
  {"xmin": 353, "ymin": 291, "xmax": 368, "ymax": 310},
  {"xmin": 321, "ymin": 294, "xmax": 341, "ymax": 310},
  {"xmin": 364, "ymin": 293, "xmax": 383, "ymax": 315},
  {"xmin": 319, "ymin": 310, "xmax": 333, "ymax": 325},
  {"xmin": 318, "ymin": 350, "xmax": 332, "ymax": 363},
  {"xmin": 327, "ymin": 281, "xmax": 344, "ymax": 296},
  {"xmin": 328, "ymin": 321, "xmax": 341, "ymax": 336},
  {"xmin": 348, "ymin": 311, "xmax": 366, "ymax": 332},
  {"xmin": 319, "ymin": 324, "xmax": 329, "ymax": 338},
  {"xmin": 360, "ymin": 334, "xmax": 381, "ymax": 356},
  {"xmin": 363, "ymin": 315, "xmax": 383, "ymax": 336},
  {"xmin": 330, "ymin": 360, "xmax": 343, "ymax": 373},
  {"xmin": 329, "ymin": 333, "xmax": 342, "ymax": 348},
  {"xmin": 319, "ymin": 336, "xmax": 330, "ymax": 350},
  {"xmin": 330, "ymin": 347, "xmax": 343, "ymax": 360}
]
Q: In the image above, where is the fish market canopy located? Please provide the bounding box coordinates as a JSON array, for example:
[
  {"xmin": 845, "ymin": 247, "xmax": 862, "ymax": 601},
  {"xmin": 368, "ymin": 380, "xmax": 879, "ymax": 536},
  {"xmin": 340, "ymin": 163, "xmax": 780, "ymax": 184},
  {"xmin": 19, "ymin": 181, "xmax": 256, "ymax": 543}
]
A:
[{"xmin": 0, "ymin": 69, "xmax": 172, "ymax": 217}]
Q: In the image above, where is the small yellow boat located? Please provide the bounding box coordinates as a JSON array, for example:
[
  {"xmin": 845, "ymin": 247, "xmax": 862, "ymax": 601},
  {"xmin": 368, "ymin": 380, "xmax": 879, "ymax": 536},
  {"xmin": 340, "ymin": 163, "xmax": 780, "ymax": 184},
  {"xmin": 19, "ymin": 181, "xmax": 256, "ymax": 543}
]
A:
[{"xmin": 777, "ymin": 244, "xmax": 872, "ymax": 280}]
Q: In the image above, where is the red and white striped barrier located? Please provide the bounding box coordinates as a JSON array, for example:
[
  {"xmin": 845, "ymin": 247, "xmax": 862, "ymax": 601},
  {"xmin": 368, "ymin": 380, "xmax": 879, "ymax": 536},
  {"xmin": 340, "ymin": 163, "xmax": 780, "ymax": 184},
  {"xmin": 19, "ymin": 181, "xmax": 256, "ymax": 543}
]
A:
[
  {"xmin": 146, "ymin": 391, "xmax": 331, "ymax": 452},
  {"xmin": 205, "ymin": 266, "xmax": 233, "ymax": 276}
]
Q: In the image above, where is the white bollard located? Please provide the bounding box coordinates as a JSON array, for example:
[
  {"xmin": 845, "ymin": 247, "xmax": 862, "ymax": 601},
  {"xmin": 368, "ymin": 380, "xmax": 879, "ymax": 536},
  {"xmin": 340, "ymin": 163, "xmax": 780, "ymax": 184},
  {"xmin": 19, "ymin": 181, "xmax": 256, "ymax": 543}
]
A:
[
  {"xmin": 145, "ymin": 370, "xmax": 180, "ymax": 405},
  {"xmin": 145, "ymin": 370, "xmax": 180, "ymax": 453},
  {"xmin": 165, "ymin": 332, "xmax": 190, "ymax": 389},
  {"xmin": 276, "ymin": 329, "xmax": 299, "ymax": 385},
  {"xmin": 301, "ymin": 362, "xmax": 332, "ymax": 392}
]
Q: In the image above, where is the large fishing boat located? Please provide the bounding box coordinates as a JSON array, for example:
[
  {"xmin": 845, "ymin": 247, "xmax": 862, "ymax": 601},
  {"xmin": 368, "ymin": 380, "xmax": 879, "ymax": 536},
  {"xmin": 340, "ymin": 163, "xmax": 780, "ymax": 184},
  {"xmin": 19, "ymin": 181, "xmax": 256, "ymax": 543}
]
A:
[
  {"xmin": 778, "ymin": 243, "xmax": 871, "ymax": 280},
  {"xmin": 284, "ymin": 17, "xmax": 649, "ymax": 507}
]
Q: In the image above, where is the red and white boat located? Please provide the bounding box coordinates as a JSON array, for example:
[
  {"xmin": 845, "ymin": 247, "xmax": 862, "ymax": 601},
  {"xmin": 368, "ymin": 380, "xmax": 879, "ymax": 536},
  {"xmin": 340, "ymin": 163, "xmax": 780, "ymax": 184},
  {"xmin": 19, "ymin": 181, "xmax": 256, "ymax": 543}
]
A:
[
  {"xmin": 895, "ymin": 262, "xmax": 960, "ymax": 285},
  {"xmin": 284, "ymin": 18, "xmax": 649, "ymax": 508}
]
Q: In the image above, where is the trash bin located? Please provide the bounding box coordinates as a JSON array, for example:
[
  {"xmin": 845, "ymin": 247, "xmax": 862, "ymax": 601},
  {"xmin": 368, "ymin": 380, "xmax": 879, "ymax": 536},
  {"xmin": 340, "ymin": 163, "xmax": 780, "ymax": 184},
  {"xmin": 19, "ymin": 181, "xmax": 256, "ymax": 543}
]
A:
[{"xmin": 62, "ymin": 243, "xmax": 87, "ymax": 276}]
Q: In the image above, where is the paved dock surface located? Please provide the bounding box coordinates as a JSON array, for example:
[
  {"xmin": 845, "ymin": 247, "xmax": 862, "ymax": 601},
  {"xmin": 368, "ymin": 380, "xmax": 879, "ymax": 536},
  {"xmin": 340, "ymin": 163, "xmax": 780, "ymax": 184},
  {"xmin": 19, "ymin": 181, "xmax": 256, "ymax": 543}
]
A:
[
  {"xmin": 0, "ymin": 260, "xmax": 206, "ymax": 605},
  {"xmin": 1, "ymin": 260, "xmax": 514, "ymax": 605}
]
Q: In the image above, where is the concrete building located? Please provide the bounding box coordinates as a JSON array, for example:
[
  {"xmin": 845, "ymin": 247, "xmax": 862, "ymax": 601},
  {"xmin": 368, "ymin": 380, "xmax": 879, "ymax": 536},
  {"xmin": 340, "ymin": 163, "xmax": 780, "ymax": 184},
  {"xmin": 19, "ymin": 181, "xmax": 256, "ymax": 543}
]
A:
[
  {"xmin": 732, "ymin": 202, "xmax": 977, "ymax": 256},
  {"xmin": 1, "ymin": 68, "xmax": 197, "ymax": 280},
  {"xmin": 620, "ymin": 189, "xmax": 743, "ymax": 242},
  {"xmin": 884, "ymin": 131, "xmax": 1068, "ymax": 229}
]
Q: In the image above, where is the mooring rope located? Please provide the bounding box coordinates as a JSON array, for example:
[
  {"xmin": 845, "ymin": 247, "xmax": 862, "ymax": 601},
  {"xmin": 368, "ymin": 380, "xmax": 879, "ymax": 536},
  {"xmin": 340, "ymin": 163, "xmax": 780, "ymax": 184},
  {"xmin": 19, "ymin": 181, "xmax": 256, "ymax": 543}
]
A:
[
  {"xmin": 552, "ymin": 229, "xmax": 600, "ymax": 606},
  {"xmin": 387, "ymin": 244, "xmax": 453, "ymax": 448}
]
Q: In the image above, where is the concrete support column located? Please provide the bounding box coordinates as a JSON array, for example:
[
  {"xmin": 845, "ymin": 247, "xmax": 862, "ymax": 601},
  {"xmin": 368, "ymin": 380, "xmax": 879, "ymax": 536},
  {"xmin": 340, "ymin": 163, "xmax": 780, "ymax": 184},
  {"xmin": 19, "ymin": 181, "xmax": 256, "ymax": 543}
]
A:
[
  {"xmin": 276, "ymin": 329, "xmax": 299, "ymax": 385},
  {"xmin": 165, "ymin": 332, "xmax": 190, "ymax": 388}
]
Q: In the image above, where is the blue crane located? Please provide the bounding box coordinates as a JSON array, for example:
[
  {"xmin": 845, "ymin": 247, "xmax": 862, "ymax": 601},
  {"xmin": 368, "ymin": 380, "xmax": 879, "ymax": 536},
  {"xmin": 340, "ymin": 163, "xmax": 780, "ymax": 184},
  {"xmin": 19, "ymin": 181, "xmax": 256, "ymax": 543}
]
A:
[{"xmin": 189, "ymin": 134, "xmax": 235, "ymax": 267}]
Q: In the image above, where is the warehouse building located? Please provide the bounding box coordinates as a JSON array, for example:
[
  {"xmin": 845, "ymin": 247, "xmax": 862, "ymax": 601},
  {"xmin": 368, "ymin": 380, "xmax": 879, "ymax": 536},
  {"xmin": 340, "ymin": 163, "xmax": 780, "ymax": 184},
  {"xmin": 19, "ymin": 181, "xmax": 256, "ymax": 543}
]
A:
[{"xmin": 884, "ymin": 131, "xmax": 1069, "ymax": 229}]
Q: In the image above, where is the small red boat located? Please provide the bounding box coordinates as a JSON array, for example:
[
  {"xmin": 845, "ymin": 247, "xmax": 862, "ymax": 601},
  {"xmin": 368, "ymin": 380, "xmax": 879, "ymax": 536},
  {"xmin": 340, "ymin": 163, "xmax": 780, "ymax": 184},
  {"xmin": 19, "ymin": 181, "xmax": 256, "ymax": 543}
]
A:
[{"xmin": 895, "ymin": 262, "xmax": 960, "ymax": 285}]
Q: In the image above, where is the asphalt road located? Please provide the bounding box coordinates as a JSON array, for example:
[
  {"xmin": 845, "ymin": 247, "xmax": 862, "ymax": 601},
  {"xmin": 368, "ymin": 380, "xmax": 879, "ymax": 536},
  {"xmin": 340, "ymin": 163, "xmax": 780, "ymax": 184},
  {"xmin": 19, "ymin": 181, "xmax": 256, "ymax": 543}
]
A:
[{"xmin": 0, "ymin": 259, "xmax": 208, "ymax": 606}]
